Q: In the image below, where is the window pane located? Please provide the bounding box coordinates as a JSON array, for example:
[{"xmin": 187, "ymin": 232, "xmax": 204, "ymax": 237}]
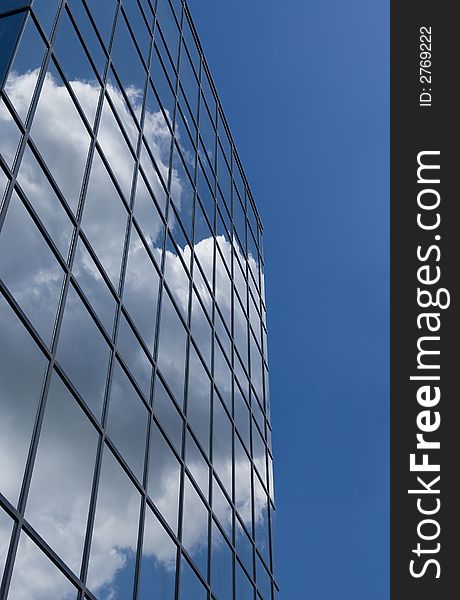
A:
[
  {"xmin": 211, "ymin": 521, "xmax": 233, "ymax": 600},
  {"xmin": 87, "ymin": 447, "xmax": 141, "ymax": 598},
  {"xmin": 81, "ymin": 150, "xmax": 128, "ymax": 287},
  {"xmin": 0, "ymin": 507, "xmax": 13, "ymax": 579},
  {"xmin": 97, "ymin": 96, "xmax": 135, "ymax": 201},
  {"xmin": 72, "ymin": 237, "xmax": 116, "ymax": 336},
  {"xmin": 212, "ymin": 397, "xmax": 232, "ymax": 495},
  {"xmin": 185, "ymin": 430, "xmax": 209, "ymax": 500},
  {"xmin": 53, "ymin": 11, "xmax": 101, "ymax": 127},
  {"xmin": 153, "ymin": 375, "xmax": 184, "ymax": 454},
  {"xmin": 235, "ymin": 436, "xmax": 252, "ymax": 526},
  {"xmin": 236, "ymin": 561, "xmax": 255, "ymax": 600},
  {"xmin": 133, "ymin": 171, "xmax": 165, "ymax": 251},
  {"xmin": 182, "ymin": 475, "xmax": 208, "ymax": 578},
  {"xmin": 26, "ymin": 372, "xmax": 98, "ymax": 574},
  {"xmin": 179, "ymin": 556, "xmax": 207, "ymax": 600},
  {"xmin": 212, "ymin": 476, "xmax": 232, "ymax": 538},
  {"xmin": 122, "ymin": 227, "xmax": 160, "ymax": 351},
  {"xmin": 106, "ymin": 359, "xmax": 149, "ymax": 481},
  {"xmin": 116, "ymin": 312, "xmax": 153, "ymax": 400},
  {"xmin": 85, "ymin": 0, "xmax": 118, "ymax": 47},
  {"xmin": 57, "ymin": 284, "xmax": 110, "ymax": 419},
  {"xmin": 8, "ymin": 532, "xmax": 77, "ymax": 599},
  {"xmin": 17, "ymin": 144, "xmax": 74, "ymax": 260},
  {"xmin": 0, "ymin": 98, "xmax": 21, "ymax": 168},
  {"xmin": 0, "ymin": 191, "xmax": 64, "ymax": 344},
  {"xmin": 4, "ymin": 15, "xmax": 45, "ymax": 123},
  {"xmin": 157, "ymin": 290, "xmax": 187, "ymax": 407},
  {"xmin": 186, "ymin": 345, "xmax": 210, "ymax": 455},
  {"xmin": 0, "ymin": 293, "xmax": 47, "ymax": 506},
  {"xmin": 148, "ymin": 421, "xmax": 181, "ymax": 534},
  {"xmin": 139, "ymin": 505, "xmax": 177, "ymax": 600},
  {"xmin": 236, "ymin": 518, "xmax": 253, "ymax": 579},
  {"xmin": 30, "ymin": 65, "xmax": 91, "ymax": 214}
]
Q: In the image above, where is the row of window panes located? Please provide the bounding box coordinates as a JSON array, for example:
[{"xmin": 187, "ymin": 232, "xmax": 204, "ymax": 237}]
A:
[{"xmin": 0, "ymin": 299, "xmax": 275, "ymax": 589}]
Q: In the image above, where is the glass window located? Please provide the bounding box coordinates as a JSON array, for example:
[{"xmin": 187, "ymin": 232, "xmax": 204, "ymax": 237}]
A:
[
  {"xmin": 236, "ymin": 560, "xmax": 255, "ymax": 600},
  {"xmin": 155, "ymin": 0, "xmax": 180, "ymax": 68},
  {"xmin": 139, "ymin": 505, "xmax": 177, "ymax": 600},
  {"xmin": 87, "ymin": 447, "xmax": 141, "ymax": 598},
  {"xmin": 163, "ymin": 234, "xmax": 190, "ymax": 321},
  {"xmin": 192, "ymin": 255, "xmax": 212, "ymax": 317},
  {"xmin": 122, "ymin": 0, "xmax": 151, "ymax": 61},
  {"xmin": 236, "ymin": 517, "xmax": 253, "ymax": 579},
  {"xmin": 72, "ymin": 237, "xmax": 116, "ymax": 336},
  {"xmin": 199, "ymin": 99, "xmax": 216, "ymax": 172},
  {"xmin": 171, "ymin": 144, "xmax": 194, "ymax": 243},
  {"xmin": 253, "ymin": 423, "xmax": 267, "ymax": 488},
  {"xmin": 181, "ymin": 14, "xmax": 200, "ymax": 77},
  {"xmin": 111, "ymin": 12, "xmax": 147, "ymax": 123},
  {"xmin": 0, "ymin": 507, "xmax": 13, "ymax": 579},
  {"xmin": 8, "ymin": 532, "xmax": 77, "ymax": 599},
  {"xmin": 67, "ymin": 0, "xmax": 107, "ymax": 77},
  {"xmin": 57, "ymin": 283, "xmax": 110, "ymax": 419},
  {"xmin": 106, "ymin": 359, "xmax": 149, "ymax": 482},
  {"xmin": 148, "ymin": 421, "xmax": 181, "ymax": 534},
  {"xmin": 253, "ymin": 475, "xmax": 270, "ymax": 568},
  {"xmin": 190, "ymin": 292, "xmax": 211, "ymax": 369},
  {"xmin": 157, "ymin": 290, "xmax": 187, "ymax": 408},
  {"xmin": 185, "ymin": 429, "xmax": 209, "ymax": 499},
  {"xmin": 53, "ymin": 11, "xmax": 101, "ymax": 127},
  {"xmin": 150, "ymin": 44, "xmax": 175, "ymax": 123},
  {"xmin": 123, "ymin": 226, "xmax": 160, "ymax": 351},
  {"xmin": 0, "ymin": 10, "xmax": 26, "ymax": 87},
  {"xmin": 211, "ymin": 521, "xmax": 233, "ymax": 600},
  {"xmin": 0, "ymin": 191, "xmax": 65, "ymax": 344},
  {"xmin": 0, "ymin": 98, "xmax": 22, "ymax": 168},
  {"xmin": 213, "ymin": 397, "xmax": 232, "ymax": 495},
  {"xmin": 0, "ymin": 294, "xmax": 47, "ymax": 506},
  {"xmin": 133, "ymin": 170, "xmax": 165, "ymax": 251},
  {"xmin": 214, "ymin": 340, "xmax": 231, "ymax": 412},
  {"xmin": 182, "ymin": 475, "xmax": 208, "ymax": 578},
  {"xmin": 186, "ymin": 345, "xmax": 211, "ymax": 455},
  {"xmin": 235, "ymin": 436, "xmax": 252, "ymax": 526},
  {"xmin": 106, "ymin": 78, "xmax": 139, "ymax": 157},
  {"xmin": 81, "ymin": 150, "xmax": 128, "ymax": 287},
  {"xmin": 97, "ymin": 96, "xmax": 135, "ymax": 200},
  {"xmin": 179, "ymin": 43, "xmax": 199, "ymax": 125},
  {"xmin": 153, "ymin": 375, "xmax": 184, "ymax": 454},
  {"xmin": 85, "ymin": 0, "xmax": 118, "ymax": 48},
  {"xmin": 196, "ymin": 161, "xmax": 215, "ymax": 232},
  {"xmin": 235, "ymin": 382, "xmax": 250, "ymax": 452},
  {"xmin": 234, "ymin": 292, "xmax": 248, "ymax": 369},
  {"xmin": 116, "ymin": 312, "xmax": 153, "ymax": 400},
  {"xmin": 140, "ymin": 137, "xmax": 168, "ymax": 218},
  {"xmin": 30, "ymin": 63, "xmax": 91, "ymax": 214},
  {"xmin": 256, "ymin": 553, "xmax": 271, "ymax": 600},
  {"xmin": 215, "ymin": 247, "xmax": 231, "ymax": 329},
  {"xmin": 25, "ymin": 372, "xmax": 98, "ymax": 575},
  {"xmin": 179, "ymin": 555, "xmax": 207, "ymax": 600},
  {"xmin": 17, "ymin": 144, "xmax": 74, "ymax": 260},
  {"xmin": 4, "ymin": 15, "xmax": 45, "ymax": 123},
  {"xmin": 250, "ymin": 333, "xmax": 263, "ymax": 404},
  {"xmin": 212, "ymin": 477, "xmax": 232, "ymax": 537},
  {"xmin": 32, "ymin": 0, "xmax": 61, "ymax": 38}
]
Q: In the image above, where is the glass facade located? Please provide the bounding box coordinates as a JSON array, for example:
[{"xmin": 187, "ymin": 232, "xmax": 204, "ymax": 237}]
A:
[{"xmin": 0, "ymin": 1, "xmax": 275, "ymax": 599}]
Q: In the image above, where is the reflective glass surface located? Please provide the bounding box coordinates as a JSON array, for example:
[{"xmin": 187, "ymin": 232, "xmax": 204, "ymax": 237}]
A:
[{"xmin": 0, "ymin": 3, "xmax": 275, "ymax": 598}]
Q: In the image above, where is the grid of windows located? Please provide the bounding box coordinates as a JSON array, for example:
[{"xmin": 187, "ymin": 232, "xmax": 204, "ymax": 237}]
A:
[{"xmin": 0, "ymin": 1, "xmax": 275, "ymax": 599}]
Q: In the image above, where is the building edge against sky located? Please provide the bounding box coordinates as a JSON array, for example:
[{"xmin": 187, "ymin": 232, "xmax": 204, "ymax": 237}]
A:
[{"xmin": 0, "ymin": 1, "xmax": 276, "ymax": 600}]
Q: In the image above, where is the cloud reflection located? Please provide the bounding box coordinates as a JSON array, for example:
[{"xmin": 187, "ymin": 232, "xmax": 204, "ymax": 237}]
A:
[{"xmin": 0, "ymin": 71, "xmax": 267, "ymax": 599}]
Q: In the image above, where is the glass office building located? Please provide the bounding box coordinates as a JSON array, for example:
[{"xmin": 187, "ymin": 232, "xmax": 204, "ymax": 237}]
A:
[{"xmin": 0, "ymin": 1, "xmax": 275, "ymax": 599}]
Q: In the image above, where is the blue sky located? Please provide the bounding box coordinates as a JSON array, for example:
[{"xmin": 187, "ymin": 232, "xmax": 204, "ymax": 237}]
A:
[{"xmin": 188, "ymin": 1, "xmax": 389, "ymax": 598}]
